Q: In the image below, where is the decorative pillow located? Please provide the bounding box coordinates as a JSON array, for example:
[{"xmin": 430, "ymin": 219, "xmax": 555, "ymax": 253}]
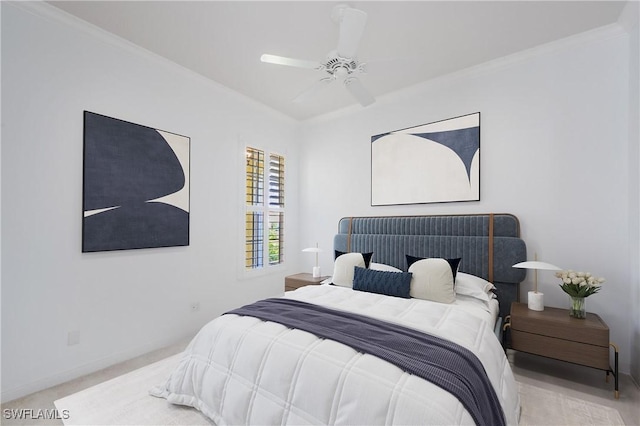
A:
[
  {"xmin": 455, "ymin": 272, "xmax": 496, "ymax": 302},
  {"xmin": 408, "ymin": 258, "xmax": 456, "ymax": 303},
  {"xmin": 370, "ymin": 262, "xmax": 402, "ymax": 272},
  {"xmin": 335, "ymin": 250, "xmax": 373, "ymax": 268},
  {"xmin": 332, "ymin": 252, "xmax": 369, "ymax": 287},
  {"xmin": 406, "ymin": 255, "xmax": 461, "ymax": 282},
  {"xmin": 352, "ymin": 267, "xmax": 412, "ymax": 298}
]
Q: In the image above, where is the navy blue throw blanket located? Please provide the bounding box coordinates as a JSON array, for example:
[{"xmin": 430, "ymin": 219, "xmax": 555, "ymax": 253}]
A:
[{"xmin": 226, "ymin": 298, "xmax": 506, "ymax": 426}]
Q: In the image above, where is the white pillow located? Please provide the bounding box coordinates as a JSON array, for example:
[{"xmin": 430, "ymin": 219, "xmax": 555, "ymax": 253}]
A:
[
  {"xmin": 455, "ymin": 272, "xmax": 495, "ymax": 302},
  {"xmin": 370, "ymin": 262, "xmax": 402, "ymax": 272},
  {"xmin": 408, "ymin": 258, "xmax": 456, "ymax": 303},
  {"xmin": 332, "ymin": 253, "xmax": 366, "ymax": 287}
]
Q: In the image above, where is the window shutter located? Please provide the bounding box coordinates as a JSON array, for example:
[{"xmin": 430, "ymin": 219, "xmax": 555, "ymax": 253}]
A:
[{"xmin": 245, "ymin": 148, "xmax": 284, "ymax": 269}]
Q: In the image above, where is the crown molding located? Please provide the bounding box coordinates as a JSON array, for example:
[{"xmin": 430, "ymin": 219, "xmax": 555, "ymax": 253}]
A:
[
  {"xmin": 6, "ymin": 1, "xmax": 296, "ymax": 125},
  {"xmin": 411, "ymin": 23, "xmax": 627, "ymax": 94},
  {"xmin": 306, "ymin": 23, "xmax": 628, "ymax": 125},
  {"xmin": 8, "ymin": 1, "xmax": 632, "ymax": 126}
]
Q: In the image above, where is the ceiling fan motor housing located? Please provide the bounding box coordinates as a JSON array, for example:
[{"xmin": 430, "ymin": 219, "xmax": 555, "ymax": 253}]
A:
[{"xmin": 325, "ymin": 56, "xmax": 358, "ymax": 79}]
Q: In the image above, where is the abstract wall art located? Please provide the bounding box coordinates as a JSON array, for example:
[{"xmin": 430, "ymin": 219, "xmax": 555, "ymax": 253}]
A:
[
  {"xmin": 82, "ymin": 111, "xmax": 190, "ymax": 252},
  {"xmin": 371, "ymin": 112, "xmax": 480, "ymax": 206}
]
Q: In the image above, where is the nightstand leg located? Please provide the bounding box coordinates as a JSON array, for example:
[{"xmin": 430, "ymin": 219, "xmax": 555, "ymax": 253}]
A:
[
  {"xmin": 614, "ymin": 349, "xmax": 619, "ymax": 399},
  {"xmin": 610, "ymin": 342, "xmax": 619, "ymax": 399},
  {"xmin": 502, "ymin": 317, "xmax": 511, "ymax": 354}
]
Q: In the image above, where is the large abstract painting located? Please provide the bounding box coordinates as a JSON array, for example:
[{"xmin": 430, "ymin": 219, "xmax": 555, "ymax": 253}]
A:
[
  {"xmin": 371, "ymin": 112, "xmax": 480, "ymax": 206},
  {"xmin": 82, "ymin": 111, "xmax": 190, "ymax": 252}
]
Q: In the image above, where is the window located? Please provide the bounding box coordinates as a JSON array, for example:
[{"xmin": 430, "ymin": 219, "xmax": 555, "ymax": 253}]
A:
[{"xmin": 245, "ymin": 147, "xmax": 284, "ymax": 269}]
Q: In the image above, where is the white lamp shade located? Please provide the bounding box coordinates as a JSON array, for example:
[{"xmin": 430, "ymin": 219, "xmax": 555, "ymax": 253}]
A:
[
  {"xmin": 512, "ymin": 261, "xmax": 561, "ymax": 271},
  {"xmin": 302, "ymin": 247, "xmax": 323, "ymax": 253}
]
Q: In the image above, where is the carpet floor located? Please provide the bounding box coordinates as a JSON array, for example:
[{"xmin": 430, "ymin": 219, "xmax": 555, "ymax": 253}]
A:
[
  {"xmin": 518, "ymin": 381, "xmax": 624, "ymax": 425},
  {"xmin": 53, "ymin": 354, "xmax": 625, "ymax": 426}
]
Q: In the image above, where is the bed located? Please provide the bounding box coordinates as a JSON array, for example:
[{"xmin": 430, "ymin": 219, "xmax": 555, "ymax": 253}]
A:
[
  {"xmin": 151, "ymin": 213, "xmax": 527, "ymax": 425},
  {"xmin": 334, "ymin": 214, "xmax": 526, "ymax": 322}
]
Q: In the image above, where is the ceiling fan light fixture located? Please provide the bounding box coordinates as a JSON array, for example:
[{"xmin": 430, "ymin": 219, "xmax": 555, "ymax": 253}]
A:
[{"xmin": 334, "ymin": 66, "xmax": 348, "ymax": 79}]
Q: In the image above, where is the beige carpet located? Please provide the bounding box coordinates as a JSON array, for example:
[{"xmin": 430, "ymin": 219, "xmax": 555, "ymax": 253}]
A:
[
  {"xmin": 518, "ymin": 382, "xmax": 625, "ymax": 426},
  {"xmin": 55, "ymin": 355, "xmax": 625, "ymax": 425},
  {"xmin": 55, "ymin": 355, "xmax": 211, "ymax": 425}
]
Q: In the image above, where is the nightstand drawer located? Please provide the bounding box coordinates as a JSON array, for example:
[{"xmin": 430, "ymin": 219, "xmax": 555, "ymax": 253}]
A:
[
  {"xmin": 511, "ymin": 330, "xmax": 610, "ymax": 370},
  {"xmin": 510, "ymin": 303, "xmax": 608, "ymax": 347}
]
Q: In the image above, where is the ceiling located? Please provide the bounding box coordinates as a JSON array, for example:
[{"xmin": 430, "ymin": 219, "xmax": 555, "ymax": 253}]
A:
[{"xmin": 50, "ymin": 1, "xmax": 627, "ymax": 121}]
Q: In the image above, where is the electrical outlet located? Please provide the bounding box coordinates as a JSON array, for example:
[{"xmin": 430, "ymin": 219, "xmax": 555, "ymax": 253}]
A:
[
  {"xmin": 190, "ymin": 302, "xmax": 200, "ymax": 312},
  {"xmin": 67, "ymin": 330, "xmax": 80, "ymax": 346}
]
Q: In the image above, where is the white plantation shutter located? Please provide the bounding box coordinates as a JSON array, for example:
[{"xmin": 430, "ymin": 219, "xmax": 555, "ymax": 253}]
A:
[{"xmin": 245, "ymin": 148, "xmax": 284, "ymax": 269}]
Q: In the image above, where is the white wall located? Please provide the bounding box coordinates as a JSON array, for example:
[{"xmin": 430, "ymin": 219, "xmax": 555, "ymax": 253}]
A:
[
  {"xmin": 1, "ymin": 3, "xmax": 300, "ymax": 401},
  {"xmin": 621, "ymin": 0, "xmax": 640, "ymax": 384},
  {"xmin": 299, "ymin": 25, "xmax": 634, "ymax": 374}
]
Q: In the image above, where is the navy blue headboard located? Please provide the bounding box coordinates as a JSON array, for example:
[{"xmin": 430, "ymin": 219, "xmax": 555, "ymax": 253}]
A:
[{"xmin": 334, "ymin": 214, "xmax": 527, "ymax": 319}]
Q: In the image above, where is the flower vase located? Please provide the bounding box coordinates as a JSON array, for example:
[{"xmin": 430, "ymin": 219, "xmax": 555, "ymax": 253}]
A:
[{"xmin": 569, "ymin": 296, "xmax": 586, "ymax": 319}]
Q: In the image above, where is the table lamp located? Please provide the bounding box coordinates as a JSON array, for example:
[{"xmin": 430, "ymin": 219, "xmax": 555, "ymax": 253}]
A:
[
  {"xmin": 513, "ymin": 254, "xmax": 561, "ymax": 311},
  {"xmin": 302, "ymin": 243, "xmax": 323, "ymax": 278}
]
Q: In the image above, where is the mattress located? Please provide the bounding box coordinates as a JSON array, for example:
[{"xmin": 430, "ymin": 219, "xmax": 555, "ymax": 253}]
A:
[{"xmin": 151, "ymin": 285, "xmax": 520, "ymax": 425}]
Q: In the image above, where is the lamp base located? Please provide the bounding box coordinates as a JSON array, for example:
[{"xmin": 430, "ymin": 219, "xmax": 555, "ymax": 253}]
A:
[
  {"xmin": 312, "ymin": 266, "xmax": 321, "ymax": 278},
  {"xmin": 528, "ymin": 291, "xmax": 544, "ymax": 311}
]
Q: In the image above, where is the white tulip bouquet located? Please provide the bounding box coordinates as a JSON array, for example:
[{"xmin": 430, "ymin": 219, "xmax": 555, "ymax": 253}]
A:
[{"xmin": 555, "ymin": 270, "xmax": 605, "ymax": 298}]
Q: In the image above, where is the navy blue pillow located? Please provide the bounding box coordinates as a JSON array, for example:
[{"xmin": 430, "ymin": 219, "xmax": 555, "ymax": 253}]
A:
[
  {"xmin": 352, "ymin": 266, "xmax": 412, "ymax": 299},
  {"xmin": 405, "ymin": 255, "xmax": 462, "ymax": 282}
]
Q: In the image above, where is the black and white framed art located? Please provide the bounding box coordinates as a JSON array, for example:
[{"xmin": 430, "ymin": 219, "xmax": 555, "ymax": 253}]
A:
[
  {"xmin": 371, "ymin": 112, "xmax": 480, "ymax": 206},
  {"xmin": 82, "ymin": 111, "xmax": 190, "ymax": 252}
]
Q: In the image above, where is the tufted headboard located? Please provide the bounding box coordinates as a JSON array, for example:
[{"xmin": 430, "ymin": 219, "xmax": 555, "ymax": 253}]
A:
[{"xmin": 334, "ymin": 214, "xmax": 527, "ymax": 320}]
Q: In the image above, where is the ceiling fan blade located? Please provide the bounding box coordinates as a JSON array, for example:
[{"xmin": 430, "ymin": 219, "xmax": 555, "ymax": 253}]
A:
[
  {"xmin": 344, "ymin": 77, "xmax": 375, "ymax": 107},
  {"xmin": 260, "ymin": 54, "xmax": 322, "ymax": 70},
  {"xmin": 336, "ymin": 8, "xmax": 367, "ymax": 59},
  {"xmin": 292, "ymin": 78, "xmax": 334, "ymax": 104}
]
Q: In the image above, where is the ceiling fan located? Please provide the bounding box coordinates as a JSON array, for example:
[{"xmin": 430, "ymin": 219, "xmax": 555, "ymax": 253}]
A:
[{"xmin": 260, "ymin": 4, "xmax": 375, "ymax": 107}]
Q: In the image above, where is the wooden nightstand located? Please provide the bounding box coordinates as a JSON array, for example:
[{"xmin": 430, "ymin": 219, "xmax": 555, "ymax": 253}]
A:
[
  {"xmin": 284, "ymin": 273, "xmax": 329, "ymax": 291},
  {"xmin": 505, "ymin": 302, "xmax": 619, "ymax": 398}
]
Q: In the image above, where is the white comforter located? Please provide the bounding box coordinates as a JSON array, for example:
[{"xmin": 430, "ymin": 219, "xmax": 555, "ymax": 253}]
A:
[{"xmin": 151, "ymin": 285, "xmax": 520, "ymax": 425}]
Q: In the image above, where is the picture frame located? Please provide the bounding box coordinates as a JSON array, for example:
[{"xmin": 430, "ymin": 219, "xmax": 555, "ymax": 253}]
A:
[
  {"xmin": 82, "ymin": 111, "xmax": 190, "ymax": 252},
  {"xmin": 371, "ymin": 112, "xmax": 480, "ymax": 206}
]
